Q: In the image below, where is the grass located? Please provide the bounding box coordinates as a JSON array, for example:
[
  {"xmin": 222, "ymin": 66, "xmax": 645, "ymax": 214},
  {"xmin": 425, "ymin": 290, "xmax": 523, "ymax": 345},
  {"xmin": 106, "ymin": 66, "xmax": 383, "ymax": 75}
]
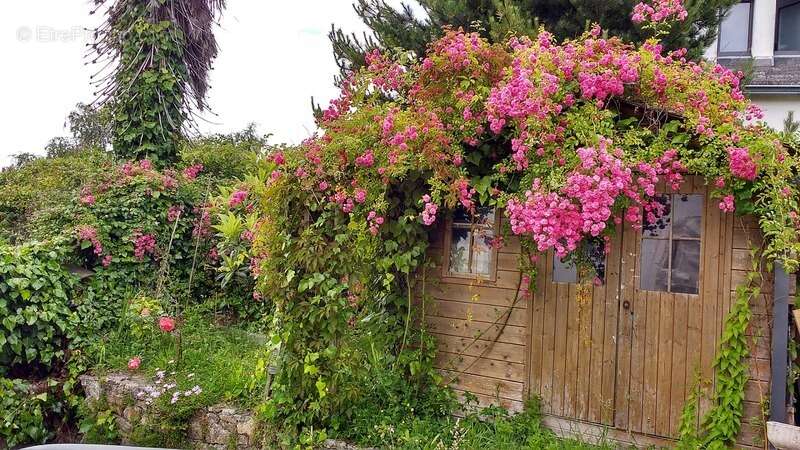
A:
[
  {"xmin": 334, "ymin": 401, "xmax": 616, "ymax": 450},
  {"xmin": 91, "ymin": 306, "xmax": 271, "ymax": 410}
]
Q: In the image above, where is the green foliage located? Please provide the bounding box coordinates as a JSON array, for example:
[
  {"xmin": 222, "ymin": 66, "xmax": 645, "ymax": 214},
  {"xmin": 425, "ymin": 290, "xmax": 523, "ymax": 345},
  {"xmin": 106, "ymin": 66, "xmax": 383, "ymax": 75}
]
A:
[
  {"xmin": 0, "ymin": 378, "xmax": 54, "ymax": 447},
  {"xmin": 0, "ymin": 150, "xmax": 112, "ymax": 242},
  {"xmin": 0, "ymin": 241, "xmax": 78, "ymax": 377},
  {"xmin": 0, "ymin": 376, "xmax": 81, "ymax": 448},
  {"xmin": 69, "ymin": 162, "xmax": 220, "ymax": 314},
  {"xmin": 110, "ymin": 15, "xmax": 188, "ymax": 163},
  {"xmin": 178, "ymin": 124, "xmax": 268, "ymax": 181},
  {"xmin": 676, "ymin": 375, "xmax": 705, "ymax": 449},
  {"xmin": 77, "ymin": 399, "xmax": 120, "ymax": 444},
  {"xmin": 335, "ymin": 399, "xmax": 611, "ymax": 450},
  {"xmin": 327, "ymin": 0, "xmax": 737, "ymax": 84}
]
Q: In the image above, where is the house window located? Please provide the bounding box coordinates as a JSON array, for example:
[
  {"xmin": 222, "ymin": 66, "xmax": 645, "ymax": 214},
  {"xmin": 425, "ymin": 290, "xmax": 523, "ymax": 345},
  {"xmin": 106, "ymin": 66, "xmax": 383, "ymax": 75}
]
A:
[
  {"xmin": 777, "ymin": 0, "xmax": 800, "ymax": 52},
  {"xmin": 446, "ymin": 207, "xmax": 497, "ymax": 278},
  {"xmin": 640, "ymin": 194, "xmax": 702, "ymax": 295},
  {"xmin": 718, "ymin": 1, "xmax": 752, "ymax": 55}
]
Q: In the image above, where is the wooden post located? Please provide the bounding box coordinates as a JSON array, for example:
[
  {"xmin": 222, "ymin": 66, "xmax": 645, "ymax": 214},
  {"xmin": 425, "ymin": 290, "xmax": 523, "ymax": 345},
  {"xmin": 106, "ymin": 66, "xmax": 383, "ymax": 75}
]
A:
[{"xmin": 771, "ymin": 261, "xmax": 790, "ymax": 423}]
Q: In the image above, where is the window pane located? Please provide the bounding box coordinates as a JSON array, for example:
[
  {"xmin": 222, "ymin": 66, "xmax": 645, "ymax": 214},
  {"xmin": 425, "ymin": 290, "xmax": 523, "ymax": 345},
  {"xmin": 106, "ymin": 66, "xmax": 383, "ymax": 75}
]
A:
[
  {"xmin": 553, "ymin": 254, "xmax": 578, "ymax": 283},
  {"xmin": 672, "ymin": 194, "xmax": 702, "ymax": 239},
  {"xmin": 643, "ymin": 195, "xmax": 672, "ymax": 238},
  {"xmin": 778, "ymin": 2, "xmax": 800, "ymax": 51},
  {"xmin": 449, "ymin": 228, "xmax": 471, "ymax": 273},
  {"xmin": 474, "ymin": 207, "xmax": 496, "ymax": 227},
  {"xmin": 719, "ymin": 2, "xmax": 751, "ymax": 53},
  {"xmin": 472, "ymin": 229, "xmax": 494, "ymax": 275},
  {"xmin": 640, "ymin": 239, "xmax": 669, "ymax": 291},
  {"xmin": 671, "ymin": 240, "xmax": 701, "ymax": 294},
  {"xmin": 453, "ymin": 206, "xmax": 471, "ymax": 224}
]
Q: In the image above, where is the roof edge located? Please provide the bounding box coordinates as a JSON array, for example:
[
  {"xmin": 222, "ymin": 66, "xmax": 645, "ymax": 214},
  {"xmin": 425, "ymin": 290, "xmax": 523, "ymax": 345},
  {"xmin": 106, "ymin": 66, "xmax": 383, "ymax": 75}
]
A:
[{"xmin": 745, "ymin": 84, "xmax": 800, "ymax": 95}]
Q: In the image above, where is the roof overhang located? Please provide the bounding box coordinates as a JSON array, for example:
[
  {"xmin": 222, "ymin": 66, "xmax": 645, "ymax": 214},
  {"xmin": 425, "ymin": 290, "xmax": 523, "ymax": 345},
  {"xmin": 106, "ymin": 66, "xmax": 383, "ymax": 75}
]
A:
[{"xmin": 745, "ymin": 84, "xmax": 800, "ymax": 95}]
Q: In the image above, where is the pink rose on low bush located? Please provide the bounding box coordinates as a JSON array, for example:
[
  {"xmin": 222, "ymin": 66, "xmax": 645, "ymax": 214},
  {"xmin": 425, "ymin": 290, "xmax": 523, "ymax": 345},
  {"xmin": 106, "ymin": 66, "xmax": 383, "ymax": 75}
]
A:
[
  {"xmin": 159, "ymin": 316, "xmax": 176, "ymax": 333},
  {"xmin": 128, "ymin": 356, "xmax": 141, "ymax": 370}
]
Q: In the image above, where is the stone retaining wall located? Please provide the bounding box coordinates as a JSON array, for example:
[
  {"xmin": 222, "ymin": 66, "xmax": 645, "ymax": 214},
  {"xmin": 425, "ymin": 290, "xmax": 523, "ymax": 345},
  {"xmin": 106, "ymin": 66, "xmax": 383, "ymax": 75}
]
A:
[
  {"xmin": 80, "ymin": 373, "xmax": 256, "ymax": 449},
  {"xmin": 79, "ymin": 373, "xmax": 369, "ymax": 450}
]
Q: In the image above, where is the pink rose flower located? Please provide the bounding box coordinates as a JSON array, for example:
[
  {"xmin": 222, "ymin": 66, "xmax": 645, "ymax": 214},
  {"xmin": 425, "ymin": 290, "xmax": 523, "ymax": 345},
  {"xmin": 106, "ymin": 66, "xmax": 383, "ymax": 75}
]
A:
[
  {"xmin": 128, "ymin": 356, "xmax": 141, "ymax": 370},
  {"xmin": 159, "ymin": 316, "xmax": 176, "ymax": 333}
]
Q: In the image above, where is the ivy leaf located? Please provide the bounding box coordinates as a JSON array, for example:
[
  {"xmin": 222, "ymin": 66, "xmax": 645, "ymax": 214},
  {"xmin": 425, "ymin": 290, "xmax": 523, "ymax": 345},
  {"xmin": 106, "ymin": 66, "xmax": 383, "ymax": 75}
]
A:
[{"xmin": 315, "ymin": 379, "xmax": 327, "ymax": 398}]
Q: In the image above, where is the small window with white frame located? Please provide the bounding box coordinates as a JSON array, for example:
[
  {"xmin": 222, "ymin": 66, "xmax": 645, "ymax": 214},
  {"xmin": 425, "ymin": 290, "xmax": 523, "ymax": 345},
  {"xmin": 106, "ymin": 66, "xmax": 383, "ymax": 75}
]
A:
[
  {"xmin": 445, "ymin": 206, "xmax": 498, "ymax": 279},
  {"xmin": 777, "ymin": 0, "xmax": 800, "ymax": 53},
  {"xmin": 718, "ymin": 0, "xmax": 753, "ymax": 56}
]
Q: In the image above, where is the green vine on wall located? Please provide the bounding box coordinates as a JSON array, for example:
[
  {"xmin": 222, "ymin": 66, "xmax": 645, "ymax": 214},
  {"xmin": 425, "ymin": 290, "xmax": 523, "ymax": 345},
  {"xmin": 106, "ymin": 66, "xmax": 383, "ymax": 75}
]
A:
[{"xmin": 678, "ymin": 225, "xmax": 766, "ymax": 449}]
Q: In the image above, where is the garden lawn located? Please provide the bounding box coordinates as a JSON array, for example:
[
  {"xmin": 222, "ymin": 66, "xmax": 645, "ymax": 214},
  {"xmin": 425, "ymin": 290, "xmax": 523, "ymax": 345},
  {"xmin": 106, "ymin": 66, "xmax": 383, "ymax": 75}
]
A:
[{"xmin": 91, "ymin": 307, "xmax": 271, "ymax": 411}]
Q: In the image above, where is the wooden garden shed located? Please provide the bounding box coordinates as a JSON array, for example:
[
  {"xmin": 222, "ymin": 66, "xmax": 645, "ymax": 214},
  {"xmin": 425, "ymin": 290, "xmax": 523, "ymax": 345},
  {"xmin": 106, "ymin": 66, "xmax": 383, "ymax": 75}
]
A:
[{"xmin": 421, "ymin": 175, "xmax": 796, "ymax": 448}]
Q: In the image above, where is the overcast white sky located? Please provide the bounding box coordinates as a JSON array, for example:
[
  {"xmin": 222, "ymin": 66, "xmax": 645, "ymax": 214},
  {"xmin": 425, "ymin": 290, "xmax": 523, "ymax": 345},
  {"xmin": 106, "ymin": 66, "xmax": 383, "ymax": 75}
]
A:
[{"xmin": 0, "ymin": 1, "xmax": 419, "ymax": 168}]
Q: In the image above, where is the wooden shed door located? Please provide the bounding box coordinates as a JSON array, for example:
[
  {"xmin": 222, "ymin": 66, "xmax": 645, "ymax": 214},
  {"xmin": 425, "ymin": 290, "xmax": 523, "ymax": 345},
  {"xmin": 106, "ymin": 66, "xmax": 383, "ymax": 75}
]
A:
[
  {"xmin": 529, "ymin": 177, "xmax": 720, "ymax": 438},
  {"xmin": 614, "ymin": 179, "xmax": 718, "ymax": 439},
  {"xmin": 527, "ymin": 229, "xmax": 624, "ymax": 426}
]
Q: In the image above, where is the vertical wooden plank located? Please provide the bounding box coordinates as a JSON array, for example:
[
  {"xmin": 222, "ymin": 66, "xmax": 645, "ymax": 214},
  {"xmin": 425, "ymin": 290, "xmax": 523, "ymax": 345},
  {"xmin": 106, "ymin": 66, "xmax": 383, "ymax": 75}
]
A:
[
  {"xmin": 576, "ymin": 279, "xmax": 593, "ymax": 421},
  {"xmin": 643, "ymin": 290, "xmax": 660, "ymax": 435},
  {"xmin": 540, "ymin": 256, "xmax": 557, "ymax": 414},
  {"xmin": 699, "ymin": 193, "xmax": 722, "ymax": 418},
  {"xmin": 587, "ymin": 266, "xmax": 607, "ymax": 423},
  {"xmin": 552, "ymin": 282, "xmax": 570, "ymax": 416},
  {"xmin": 615, "ymin": 223, "xmax": 636, "ymax": 430},
  {"xmin": 601, "ymin": 228, "xmax": 623, "ymax": 426},
  {"xmin": 669, "ymin": 293, "xmax": 689, "ymax": 436},
  {"xmin": 564, "ymin": 283, "xmax": 579, "ymax": 419},
  {"xmin": 528, "ymin": 254, "xmax": 548, "ymax": 400},
  {"xmin": 628, "ymin": 273, "xmax": 647, "ymax": 433},
  {"xmin": 655, "ymin": 291, "xmax": 675, "ymax": 436}
]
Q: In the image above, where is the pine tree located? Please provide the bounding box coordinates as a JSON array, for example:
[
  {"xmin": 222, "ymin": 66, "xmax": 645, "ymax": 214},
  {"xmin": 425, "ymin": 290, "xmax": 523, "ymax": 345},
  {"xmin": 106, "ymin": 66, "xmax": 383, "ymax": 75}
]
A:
[{"xmin": 329, "ymin": 0, "xmax": 737, "ymax": 83}]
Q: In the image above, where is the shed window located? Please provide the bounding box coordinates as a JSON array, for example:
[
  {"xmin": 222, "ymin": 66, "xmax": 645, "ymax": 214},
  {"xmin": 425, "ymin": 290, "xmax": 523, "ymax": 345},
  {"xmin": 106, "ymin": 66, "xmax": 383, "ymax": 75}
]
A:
[
  {"xmin": 553, "ymin": 255, "xmax": 578, "ymax": 283},
  {"xmin": 777, "ymin": 0, "xmax": 800, "ymax": 52},
  {"xmin": 447, "ymin": 207, "xmax": 496, "ymax": 277},
  {"xmin": 718, "ymin": 1, "xmax": 752, "ymax": 55},
  {"xmin": 640, "ymin": 194, "xmax": 702, "ymax": 294},
  {"xmin": 551, "ymin": 238, "xmax": 606, "ymax": 284}
]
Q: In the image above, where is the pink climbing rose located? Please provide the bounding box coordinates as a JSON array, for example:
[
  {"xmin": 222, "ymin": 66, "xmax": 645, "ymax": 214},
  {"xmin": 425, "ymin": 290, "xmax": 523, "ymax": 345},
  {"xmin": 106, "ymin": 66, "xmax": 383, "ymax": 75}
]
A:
[
  {"xmin": 631, "ymin": 0, "xmax": 688, "ymax": 24},
  {"xmin": 719, "ymin": 195, "xmax": 735, "ymax": 213},
  {"xmin": 421, "ymin": 194, "xmax": 438, "ymax": 226},
  {"xmin": 133, "ymin": 233, "xmax": 156, "ymax": 260},
  {"xmin": 182, "ymin": 164, "xmax": 203, "ymax": 180},
  {"xmin": 727, "ymin": 147, "xmax": 757, "ymax": 181}
]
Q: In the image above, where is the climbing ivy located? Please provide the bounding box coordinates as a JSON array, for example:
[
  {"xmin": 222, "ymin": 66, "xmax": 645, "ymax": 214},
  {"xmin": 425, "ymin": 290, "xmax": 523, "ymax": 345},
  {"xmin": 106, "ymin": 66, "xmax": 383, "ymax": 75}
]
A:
[
  {"xmin": 109, "ymin": 13, "xmax": 187, "ymax": 163},
  {"xmin": 676, "ymin": 241, "xmax": 766, "ymax": 448},
  {"xmin": 90, "ymin": 0, "xmax": 225, "ymax": 164}
]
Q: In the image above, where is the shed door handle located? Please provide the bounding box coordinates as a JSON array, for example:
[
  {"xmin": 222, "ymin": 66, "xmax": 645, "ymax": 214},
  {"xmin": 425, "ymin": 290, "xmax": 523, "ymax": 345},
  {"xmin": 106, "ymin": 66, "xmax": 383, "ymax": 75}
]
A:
[{"xmin": 622, "ymin": 300, "xmax": 631, "ymax": 310}]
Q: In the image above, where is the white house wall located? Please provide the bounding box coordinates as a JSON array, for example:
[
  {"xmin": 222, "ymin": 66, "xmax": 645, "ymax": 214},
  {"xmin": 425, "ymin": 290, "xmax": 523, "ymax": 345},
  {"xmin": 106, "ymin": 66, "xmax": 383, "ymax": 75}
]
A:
[{"xmin": 751, "ymin": 94, "xmax": 798, "ymax": 130}]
